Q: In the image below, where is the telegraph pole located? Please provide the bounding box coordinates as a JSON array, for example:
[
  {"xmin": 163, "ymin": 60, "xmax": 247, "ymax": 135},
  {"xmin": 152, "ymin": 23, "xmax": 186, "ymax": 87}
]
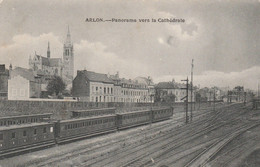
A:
[
  {"xmin": 213, "ymin": 87, "xmax": 216, "ymax": 112},
  {"xmin": 244, "ymin": 91, "xmax": 247, "ymax": 106},
  {"xmin": 190, "ymin": 59, "xmax": 194, "ymax": 120},
  {"xmin": 181, "ymin": 77, "xmax": 189, "ymax": 123},
  {"xmin": 257, "ymin": 79, "xmax": 259, "ymax": 98}
]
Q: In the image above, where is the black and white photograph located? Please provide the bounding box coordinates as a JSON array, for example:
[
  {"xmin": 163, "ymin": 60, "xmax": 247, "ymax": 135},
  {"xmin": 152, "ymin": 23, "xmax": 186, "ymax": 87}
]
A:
[{"xmin": 0, "ymin": 0, "xmax": 260, "ymax": 166}]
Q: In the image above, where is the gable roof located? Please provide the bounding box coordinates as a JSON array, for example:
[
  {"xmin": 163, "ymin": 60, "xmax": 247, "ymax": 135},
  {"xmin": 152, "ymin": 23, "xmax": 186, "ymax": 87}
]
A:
[
  {"xmin": 34, "ymin": 54, "xmax": 61, "ymax": 67},
  {"xmin": 80, "ymin": 70, "xmax": 114, "ymax": 84},
  {"xmin": 12, "ymin": 67, "xmax": 35, "ymax": 81},
  {"xmin": 49, "ymin": 58, "xmax": 61, "ymax": 67},
  {"xmin": 156, "ymin": 82, "xmax": 177, "ymax": 89}
]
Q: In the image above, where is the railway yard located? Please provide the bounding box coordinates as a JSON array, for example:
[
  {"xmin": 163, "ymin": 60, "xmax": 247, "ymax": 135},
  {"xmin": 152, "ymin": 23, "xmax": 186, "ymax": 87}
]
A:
[{"xmin": 1, "ymin": 102, "xmax": 260, "ymax": 167}]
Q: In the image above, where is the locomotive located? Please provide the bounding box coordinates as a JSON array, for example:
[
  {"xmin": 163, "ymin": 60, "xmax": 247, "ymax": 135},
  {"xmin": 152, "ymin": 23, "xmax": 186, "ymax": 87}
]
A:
[{"xmin": 0, "ymin": 107, "xmax": 173, "ymax": 158}]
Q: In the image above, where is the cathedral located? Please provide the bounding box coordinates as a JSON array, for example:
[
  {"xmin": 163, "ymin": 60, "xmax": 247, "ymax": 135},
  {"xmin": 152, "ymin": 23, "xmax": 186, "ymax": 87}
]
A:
[{"xmin": 29, "ymin": 27, "xmax": 74, "ymax": 84}]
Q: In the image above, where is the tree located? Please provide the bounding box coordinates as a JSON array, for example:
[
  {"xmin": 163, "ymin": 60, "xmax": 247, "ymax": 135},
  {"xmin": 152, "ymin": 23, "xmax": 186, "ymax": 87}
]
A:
[
  {"xmin": 162, "ymin": 93, "xmax": 176, "ymax": 103},
  {"xmin": 154, "ymin": 88, "xmax": 176, "ymax": 103},
  {"xmin": 47, "ymin": 76, "xmax": 66, "ymax": 96}
]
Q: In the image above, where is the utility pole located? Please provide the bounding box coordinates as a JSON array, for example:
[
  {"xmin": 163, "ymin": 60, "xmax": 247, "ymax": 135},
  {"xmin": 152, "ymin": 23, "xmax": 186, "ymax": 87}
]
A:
[
  {"xmin": 181, "ymin": 77, "xmax": 189, "ymax": 123},
  {"xmin": 213, "ymin": 87, "xmax": 216, "ymax": 112},
  {"xmin": 190, "ymin": 59, "xmax": 194, "ymax": 121},
  {"xmin": 244, "ymin": 91, "xmax": 247, "ymax": 106},
  {"xmin": 257, "ymin": 79, "xmax": 259, "ymax": 98}
]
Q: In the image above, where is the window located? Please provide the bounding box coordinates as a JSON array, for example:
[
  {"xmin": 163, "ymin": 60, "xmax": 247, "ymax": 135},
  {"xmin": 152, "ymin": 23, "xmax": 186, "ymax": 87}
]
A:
[
  {"xmin": 96, "ymin": 87, "xmax": 98, "ymax": 91},
  {"xmin": 12, "ymin": 89, "xmax": 17, "ymax": 96},
  {"xmin": 34, "ymin": 129, "xmax": 37, "ymax": 135},
  {"xmin": 0, "ymin": 134, "xmax": 3, "ymax": 140},
  {"xmin": 104, "ymin": 87, "xmax": 106, "ymax": 94},
  {"xmin": 23, "ymin": 130, "xmax": 27, "ymax": 137},
  {"xmin": 50, "ymin": 127, "xmax": 53, "ymax": 133},
  {"xmin": 12, "ymin": 132, "xmax": 16, "ymax": 139},
  {"xmin": 20, "ymin": 89, "xmax": 25, "ymax": 96},
  {"xmin": 43, "ymin": 127, "xmax": 47, "ymax": 133},
  {"xmin": 108, "ymin": 88, "xmax": 110, "ymax": 94}
]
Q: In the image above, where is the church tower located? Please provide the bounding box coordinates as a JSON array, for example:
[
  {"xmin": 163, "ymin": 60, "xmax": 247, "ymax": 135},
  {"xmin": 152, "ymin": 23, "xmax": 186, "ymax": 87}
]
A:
[{"xmin": 63, "ymin": 26, "xmax": 74, "ymax": 81}]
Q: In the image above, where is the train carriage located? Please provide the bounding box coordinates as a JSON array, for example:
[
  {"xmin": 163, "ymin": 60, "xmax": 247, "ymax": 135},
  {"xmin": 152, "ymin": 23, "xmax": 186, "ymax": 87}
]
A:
[
  {"xmin": 0, "ymin": 113, "xmax": 52, "ymax": 127},
  {"xmin": 152, "ymin": 107, "xmax": 174, "ymax": 122},
  {"xmin": 55, "ymin": 115, "xmax": 117, "ymax": 144},
  {"xmin": 0, "ymin": 122, "xmax": 55, "ymax": 157},
  {"xmin": 0, "ymin": 106, "xmax": 174, "ymax": 158},
  {"xmin": 71, "ymin": 107, "xmax": 116, "ymax": 118},
  {"xmin": 116, "ymin": 110, "xmax": 152, "ymax": 130}
]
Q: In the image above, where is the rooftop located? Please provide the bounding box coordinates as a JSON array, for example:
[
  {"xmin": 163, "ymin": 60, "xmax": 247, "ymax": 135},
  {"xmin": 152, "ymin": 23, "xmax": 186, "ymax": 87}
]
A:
[{"xmin": 80, "ymin": 70, "xmax": 114, "ymax": 84}]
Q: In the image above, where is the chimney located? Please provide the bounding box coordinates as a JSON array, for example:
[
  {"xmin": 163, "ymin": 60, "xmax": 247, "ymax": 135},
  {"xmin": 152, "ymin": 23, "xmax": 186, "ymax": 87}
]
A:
[{"xmin": 9, "ymin": 64, "xmax": 12, "ymax": 78}]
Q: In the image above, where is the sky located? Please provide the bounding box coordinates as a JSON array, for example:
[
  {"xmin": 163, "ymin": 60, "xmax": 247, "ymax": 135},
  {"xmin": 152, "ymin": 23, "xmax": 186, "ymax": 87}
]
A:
[{"xmin": 0, "ymin": 0, "xmax": 259, "ymax": 90}]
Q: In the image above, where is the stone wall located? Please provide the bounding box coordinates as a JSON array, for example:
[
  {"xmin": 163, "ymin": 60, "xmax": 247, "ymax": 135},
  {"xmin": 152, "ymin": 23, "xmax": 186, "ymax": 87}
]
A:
[{"xmin": 0, "ymin": 100, "xmax": 218, "ymax": 120}]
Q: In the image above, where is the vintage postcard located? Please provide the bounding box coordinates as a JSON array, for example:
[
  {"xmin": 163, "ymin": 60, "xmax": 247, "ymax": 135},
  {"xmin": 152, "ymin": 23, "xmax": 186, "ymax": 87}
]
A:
[{"xmin": 0, "ymin": 0, "xmax": 259, "ymax": 166}]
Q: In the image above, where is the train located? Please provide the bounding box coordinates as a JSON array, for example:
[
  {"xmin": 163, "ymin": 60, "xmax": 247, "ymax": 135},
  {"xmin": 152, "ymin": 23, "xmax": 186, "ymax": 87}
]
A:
[
  {"xmin": 0, "ymin": 107, "xmax": 173, "ymax": 158},
  {"xmin": 71, "ymin": 107, "xmax": 116, "ymax": 118}
]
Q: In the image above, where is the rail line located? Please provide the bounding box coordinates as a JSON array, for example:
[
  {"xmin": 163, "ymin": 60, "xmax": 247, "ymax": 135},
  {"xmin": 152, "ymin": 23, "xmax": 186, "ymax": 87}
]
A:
[
  {"xmin": 20, "ymin": 103, "xmax": 241, "ymax": 167},
  {"xmin": 105, "ymin": 104, "xmax": 252, "ymax": 167},
  {"xmin": 146, "ymin": 105, "xmax": 253, "ymax": 167},
  {"xmin": 25, "ymin": 107, "xmax": 213, "ymax": 167},
  {"xmin": 85, "ymin": 104, "xmax": 242, "ymax": 167},
  {"xmin": 184, "ymin": 122, "xmax": 260, "ymax": 167}
]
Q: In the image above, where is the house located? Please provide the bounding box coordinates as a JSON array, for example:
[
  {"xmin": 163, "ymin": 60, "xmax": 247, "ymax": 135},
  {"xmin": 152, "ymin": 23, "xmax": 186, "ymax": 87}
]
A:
[
  {"xmin": 72, "ymin": 70, "xmax": 153, "ymax": 103},
  {"xmin": 72, "ymin": 70, "xmax": 114, "ymax": 102},
  {"xmin": 8, "ymin": 67, "xmax": 41, "ymax": 100},
  {"xmin": 155, "ymin": 81, "xmax": 195, "ymax": 102}
]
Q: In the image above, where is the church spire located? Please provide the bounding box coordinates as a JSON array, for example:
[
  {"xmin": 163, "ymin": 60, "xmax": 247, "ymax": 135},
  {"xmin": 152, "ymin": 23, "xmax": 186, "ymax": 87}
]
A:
[
  {"xmin": 47, "ymin": 41, "xmax": 50, "ymax": 58},
  {"xmin": 65, "ymin": 25, "xmax": 71, "ymax": 45}
]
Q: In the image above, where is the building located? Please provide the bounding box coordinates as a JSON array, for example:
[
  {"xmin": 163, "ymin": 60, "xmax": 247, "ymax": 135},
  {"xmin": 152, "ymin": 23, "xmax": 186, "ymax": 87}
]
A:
[
  {"xmin": 72, "ymin": 70, "xmax": 153, "ymax": 103},
  {"xmin": 120, "ymin": 78, "xmax": 149, "ymax": 103},
  {"xmin": 155, "ymin": 81, "xmax": 195, "ymax": 103},
  {"xmin": 29, "ymin": 42, "xmax": 63, "ymax": 78},
  {"xmin": 29, "ymin": 27, "xmax": 74, "ymax": 86},
  {"xmin": 63, "ymin": 26, "xmax": 74, "ymax": 82},
  {"xmin": 134, "ymin": 76, "xmax": 155, "ymax": 103},
  {"xmin": 8, "ymin": 67, "xmax": 41, "ymax": 100},
  {"xmin": 196, "ymin": 87, "xmax": 223, "ymax": 102},
  {"xmin": 72, "ymin": 70, "xmax": 114, "ymax": 102},
  {"xmin": 0, "ymin": 64, "xmax": 9, "ymax": 99},
  {"xmin": 227, "ymin": 86, "xmax": 245, "ymax": 103}
]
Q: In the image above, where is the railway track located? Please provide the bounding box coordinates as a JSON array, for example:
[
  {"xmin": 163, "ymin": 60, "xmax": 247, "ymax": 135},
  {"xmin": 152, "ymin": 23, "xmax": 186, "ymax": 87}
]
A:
[
  {"xmin": 12, "ymin": 103, "xmax": 241, "ymax": 167},
  {"xmin": 208, "ymin": 123, "xmax": 260, "ymax": 166},
  {"xmin": 24, "ymin": 119, "xmax": 176, "ymax": 167},
  {"xmin": 139, "ymin": 103, "xmax": 254, "ymax": 166},
  {"xmin": 23, "ymin": 108, "xmax": 202, "ymax": 167},
  {"xmin": 27, "ymin": 105, "xmax": 219, "ymax": 167},
  {"xmin": 184, "ymin": 122, "xmax": 260, "ymax": 167},
  {"xmin": 83, "ymin": 104, "xmax": 243, "ymax": 167},
  {"xmin": 91, "ymin": 103, "xmax": 252, "ymax": 167}
]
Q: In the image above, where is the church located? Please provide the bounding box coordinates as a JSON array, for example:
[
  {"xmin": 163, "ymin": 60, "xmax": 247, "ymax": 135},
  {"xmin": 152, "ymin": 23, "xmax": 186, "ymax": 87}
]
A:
[{"xmin": 29, "ymin": 27, "xmax": 74, "ymax": 85}]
